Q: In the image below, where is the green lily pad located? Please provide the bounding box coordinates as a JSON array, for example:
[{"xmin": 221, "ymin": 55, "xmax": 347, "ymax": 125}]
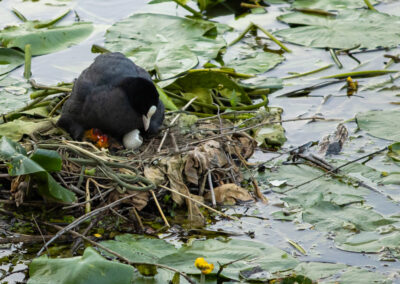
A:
[
  {"xmin": 336, "ymin": 231, "xmax": 400, "ymax": 253},
  {"xmin": 102, "ymin": 235, "xmax": 298, "ymax": 281},
  {"xmin": 0, "ymin": 17, "xmax": 93, "ymax": 55},
  {"xmin": 0, "ymin": 137, "xmax": 75, "ymax": 203},
  {"xmin": 0, "ymin": 48, "xmax": 25, "ymax": 76},
  {"xmin": 0, "ymin": 76, "xmax": 32, "ymax": 114},
  {"xmin": 293, "ymin": 262, "xmax": 347, "ymax": 281},
  {"xmin": 356, "ymin": 110, "xmax": 400, "ymax": 141},
  {"xmin": 105, "ymin": 13, "xmax": 228, "ymax": 80},
  {"xmin": 291, "ymin": 0, "xmax": 377, "ymax": 10},
  {"xmin": 275, "ymin": 10, "xmax": 400, "ymax": 50},
  {"xmin": 225, "ymin": 49, "xmax": 284, "ymax": 75},
  {"xmin": 28, "ymin": 247, "xmax": 134, "ymax": 284}
]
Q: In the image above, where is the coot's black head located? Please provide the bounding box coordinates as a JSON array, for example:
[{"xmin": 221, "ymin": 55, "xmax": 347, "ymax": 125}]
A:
[{"xmin": 118, "ymin": 76, "xmax": 159, "ymax": 131}]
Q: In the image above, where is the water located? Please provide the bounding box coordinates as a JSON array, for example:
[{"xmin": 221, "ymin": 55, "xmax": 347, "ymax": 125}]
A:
[{"xmin": 1, "ymin": 0, "xmax": 400, "ymax": 282}]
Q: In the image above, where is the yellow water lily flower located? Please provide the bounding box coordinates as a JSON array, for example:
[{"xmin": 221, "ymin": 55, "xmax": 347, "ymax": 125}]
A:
[
  {"xmin": 346, "ymin": 76, "xmax": 358, "ymax": 96},
  {"xmin": 194, "ymin": 257, "xmax": 214, "ymax": 274}
]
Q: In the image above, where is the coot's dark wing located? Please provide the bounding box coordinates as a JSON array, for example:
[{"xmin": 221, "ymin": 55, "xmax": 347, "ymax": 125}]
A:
[{"xmin": 80, "ymin": 52, "xmax": 152, "ymax": 88}]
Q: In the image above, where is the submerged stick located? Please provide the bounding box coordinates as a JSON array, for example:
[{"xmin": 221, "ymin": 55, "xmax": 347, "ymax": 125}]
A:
[
  {"xmin": 187, "ymin": 68, "xmax": 254, "ymax": 78},
  {"xmin": 24, "ymin": 44, "xmax": 32, "ymax": 80},
  {"xmin": 11, "ymin": 8, "xmax": 27, "ymax": 22},
  {"xmin": 34, "ymin": 9, "xmax": 71, "ymax": 29},
  {"xmin": 172, "ymin": 0, "xmax": 204, "ymax": 18},
  {"xmin": 321, "ymin": 70, "xmax": 398, "ymax": 79},
  {"xmin": 283, "ymin": 147, "xmax": 387, "ymax": 193},
  {"xmin": 228, "ymin": 23, "xmax": 254, "ymax": 46},
  {"xmin": 150, "ymin": 189, "xmax": 170, "ymax": 228},
  {"xmin": 253, "ymin": 23, "xmax": 291, "ymax": 53},
  {"xmin": 283, "ymin": 64, "xmax": 333, "ymax": 79},
  {"xmin": 363, "ymin": 0, "xmax": 377, "ymax": 11},
  {"xmin": 329, "ymin": 48, "xmax": 343, "ymax": 69},
  {"xmin": 30, "ymin": 79, "xmax": 72, "ymax": 93}
]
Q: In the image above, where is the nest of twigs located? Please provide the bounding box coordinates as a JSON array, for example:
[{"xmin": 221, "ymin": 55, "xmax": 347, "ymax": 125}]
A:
[{"xmin": 2, "ymin": 109, "xmax": 265, "ymax": 248}]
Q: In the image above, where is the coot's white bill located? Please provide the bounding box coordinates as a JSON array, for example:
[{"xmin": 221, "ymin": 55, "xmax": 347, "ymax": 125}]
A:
[{"xmin": 142, "ymin": 105, "xmax": 157, "ymax": 131}]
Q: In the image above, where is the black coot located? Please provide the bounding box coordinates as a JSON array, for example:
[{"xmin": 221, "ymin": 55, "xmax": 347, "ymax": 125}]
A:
[{"xmin": 57, "ymin": 52, "xmax": 164, "ymax": 146}]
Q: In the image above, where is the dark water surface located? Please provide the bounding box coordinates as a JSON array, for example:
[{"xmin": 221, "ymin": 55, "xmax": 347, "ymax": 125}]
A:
[{"xmin": 1, "ymin": 0, "xmax": 400, "ymax": 282}]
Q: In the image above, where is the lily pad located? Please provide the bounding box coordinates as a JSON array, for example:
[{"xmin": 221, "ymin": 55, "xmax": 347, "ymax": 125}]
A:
[
  {"xmin": 105, "ymin": 13, "xmax": 228, "ymax": 80},
  {"xmin": 356, "ymin": 110, "xmax": 400, "ymax": 141},
  {"xmin": 28, "ymin": 247, "xmax": 134, "ymax": 284},
  {"xmin": 0, "ymin": 18, "xmax": 93, "ymax": 55},
  {"xmin": 225, "ymin": 49, "xmax": 284, "ymax": 75},
  {"xmin": 0, "ymin": 77, "xmax": 32, "ymax": 114},
  {"xmin": 291, "ymin": 0, "xmax": 378, "ymax": 10},
  {"xmin": 336, "ymin": 231, "xmax": 400, "ymax": 253},
  {"xmin": 275, "ymin": 10, "xmax": 400, "ymax": 50},
  {"xmin": 101, "ymin": 235, "xmax": 298, "ymax": 281},
  {"xmin": 0, "ymin": 48, "xmax": 25, "ymax": 75}
]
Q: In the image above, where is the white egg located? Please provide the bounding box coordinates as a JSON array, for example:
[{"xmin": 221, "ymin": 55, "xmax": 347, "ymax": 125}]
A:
[{"xmin": 123, "ymin": 129, "xmax": 143, "ymax": 149}]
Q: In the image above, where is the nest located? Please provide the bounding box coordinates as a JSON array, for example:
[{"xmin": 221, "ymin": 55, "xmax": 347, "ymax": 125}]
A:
[{"xmin": 4, "ymin": 112, "xmax": 260, "ymax": 235}]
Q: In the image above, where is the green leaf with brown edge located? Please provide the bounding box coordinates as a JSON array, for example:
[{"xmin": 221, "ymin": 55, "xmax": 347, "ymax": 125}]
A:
[{"xmin": 275, "ymin": 10, "xmax": 400, "ymax": 50}]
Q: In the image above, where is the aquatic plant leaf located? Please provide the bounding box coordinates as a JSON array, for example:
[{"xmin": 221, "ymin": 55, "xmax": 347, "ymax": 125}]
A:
[
  {"xmin": 30, "ymin": 148, "xmax": 62, "ymax": 172},
  {"xmin": 0, "ymin": 21, "xmax": 93, "ymax": 55},
  {"xmin": 155, "ymin": 84, "xmax": 178, "ymax": 111},
  {"xmin": 0, "ymin": 48, "xmax": 25, "ymax": 76},
  {"xmin": 252, "ymin": 108, "xmax": 286, "ymax": 147},
  {"xmin": 105, "ymin": 13, "xmax": 228, "ymax": 79},
  {"xmin": 336, "ymin": 267, "xmax": 391, "ymax": 283},
  {"xmin": 158, "ymin": 238, "xmax": 298, "ymax": 280},
  {"xmin": 101, "ymin": 234, "xmax": 177, "ymax": 264},
  {"xmin": 336, "ymin": 231, "xmax": 400, "ymax": 253},
  {"xmin": 101, "ymin": 235, "xmax": 298, "ymax": 281},
  {"xmin": 275, "ymin": 10, "xmax": 400, "ymax": 50},
  {"xmin": 0, "ymin": 76, "xmax": 32, "ymax": 114},
  {"xmin": 28, "ymin": 247, "xmax": 134, "ymax": 284},
  {"xmin": 238, "ymin": 76, "xmax": 283, "ymax": 90},
  {"xmin": 225, "ymin": 49, "xmax": 284, "ymax": 75},
  {"xmin": 356, "ymin": 110, "xmax": 400, "ymax": 141},
  {"xmin": 293, "ymin": 262, "xmax": 347, "ymax": 281},
  {"xmin": 166, "ymin": 70, "xmax": 252, "ymax": 106},
  {"xmin": 291, "ymin": 0, "xmax": 377, "ymax": 10},
  {"xmin": 388, "ymin": 142, "xmax": 400, "ymax": 161},
  {"xmin": 0, "ymin": 118, "xmax": 54, "ymax": 141},
  {"xmin": 0, "ymin": 136, "xmax": 76, "ymax": 203}
]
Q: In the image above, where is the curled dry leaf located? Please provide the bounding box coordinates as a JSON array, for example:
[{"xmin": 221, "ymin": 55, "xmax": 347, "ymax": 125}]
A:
[
  {"xmin": 185, "ymin": 140, "xmax": 228, "ymax": 185},
  {"xmin": 143, "ymin": 167, "xmax": 166, "ymax": 186},
  {"xmin": 205, "ymin": 183, "xmax": 255, "ymax": 205}
]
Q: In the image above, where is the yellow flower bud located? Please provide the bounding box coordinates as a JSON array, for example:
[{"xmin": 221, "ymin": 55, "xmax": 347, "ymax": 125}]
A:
[{"xmin": 194, "ymin": 257, "xmax": 214, "ymax": 274}]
